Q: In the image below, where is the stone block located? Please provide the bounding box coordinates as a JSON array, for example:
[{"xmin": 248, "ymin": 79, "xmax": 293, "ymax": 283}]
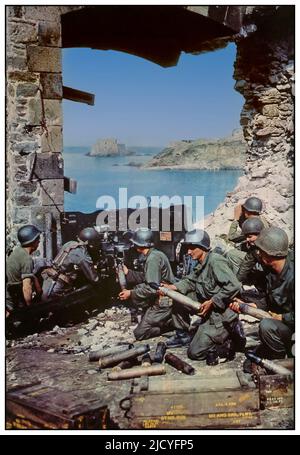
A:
[
  {"xmin": 41, "ymin": 126, "xmax": 63, "ymax": 153},
  {"xmin": 39, "ymin": 179, "xmax": 64, "ymax": 205},
  {"xmin": 23, "ymin": 6, "xmax": 61, "ymax": 22},
  {"xmin": 259, "ymin": 88, "xmax": 281, "ymax": 104},
  {"xmin": 8, "ymin": 71, "xmax": 39, "ymax": 83},
  {"xmin": 262, "ymin": 104, "xmax": 279, "ymax": 118},
  {"xmin": 16, "ymin": 82, "xmax": 39, "ymax": 97},
  {"xmin": 27, "ymin": 46, "xmax": 61, "ymax": 73},
  {"xmin": 11, "ymin": 207, "xmax": 31, "ymax": 225},
  {"xmin": 13, "ymin": 141, "xmax": 39, "ymax": 155},
  {"xmin": 31, "ymin": 152, "xmax": 64, "ymax": 179},
  {"xmin": 28, "ymin": 96, "xmax": 43, "ymax": 125},
  {"xmin": 7, "ymin": 54, "xmax": 27, "ymax": 71},
  {"xmin": 40, "ymin": 73, "xmax": 62, "ymax": 99},
  {"xmin": 8, "ymin": 20, "xmax": 37, "ymax": 44},
  {"xmin": 7, "ymin": 6, "xmax": 24, "ymax": 18},
  {"xmin": 43, "ymin": 100, "xmax": 62, "ymax": 126},
  {"xmin": 38, "ymin": 21, "xmax": 61, "ymax": 47},
  {"xmin": 14, "ymin": 193, "xmax": 40, "ymax": 207}
]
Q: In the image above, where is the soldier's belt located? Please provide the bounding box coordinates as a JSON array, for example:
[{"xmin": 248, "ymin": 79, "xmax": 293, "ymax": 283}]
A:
[{"xmin": 43, "ymin": 268, "xmax": 73, "ymax": 285}]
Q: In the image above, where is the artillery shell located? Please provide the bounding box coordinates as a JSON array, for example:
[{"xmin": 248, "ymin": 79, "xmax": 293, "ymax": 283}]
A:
[
  {"xmin": 165, "ymin": 352, "xmax": 195, "ymax": 375},
  {"xmin": 99, "ymin": 344, "xmax": 150, "ymax": 368},
  {"xmin": 107, "ymin": 365, "xmax": 166, "ymax": 381}
]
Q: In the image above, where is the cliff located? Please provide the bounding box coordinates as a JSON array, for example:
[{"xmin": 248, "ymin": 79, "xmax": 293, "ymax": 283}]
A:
[
  {"xmin": 88, "ymin": 138, "xmax": 127, "ymax": 157},
  {"xmin": 144, "ymin": 130, "xmax": 246, "ymax": 170}
]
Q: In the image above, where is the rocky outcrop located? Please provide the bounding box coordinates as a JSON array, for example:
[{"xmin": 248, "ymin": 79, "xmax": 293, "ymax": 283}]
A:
[
  {"xmin": 200, "ymin": 8, "xmax": 294, "ymax": 244},
  {"xmin": 88, "ymin": 138, "xmax": 127, "ymax": 157},
  {"xmin": 144, "ymin": 130, "xmax": 246, "ymax": 170}
]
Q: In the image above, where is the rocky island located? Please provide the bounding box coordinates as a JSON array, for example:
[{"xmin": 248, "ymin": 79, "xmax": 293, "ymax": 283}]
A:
[
  {"xmin": 87, "ymin": 138, "xmax": 133, "ymax": 157},
  {"xmin": 144, "ymin": 129, "xmax": 246, "ymax": 170}
]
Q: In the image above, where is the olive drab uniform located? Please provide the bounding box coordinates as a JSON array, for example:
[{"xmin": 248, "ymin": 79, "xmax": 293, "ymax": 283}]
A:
[
  {"xmin": 126, "ymin": 248, "xmax": 175, "ymax": 340},
  {"xmin": 226, "ymin": 215, "xmax": 269, "ymax": 274},
  {"xmin": 6, "ymin": 246, "xmax": 35, "ymax": 312},
  {"xmin": 236, "ymin": 246, "xmax": 266, "ymax": 290},
  {"xmin": 256, "ymin": 253, "xmax": 294, "ymax": 359},
  {"xmin": 42, "ymin": 240, "xmax": 99, "ymax": 300},
  {"xmin": 172, "ymin": 251, "xmax": 242, "ymax": 360}
]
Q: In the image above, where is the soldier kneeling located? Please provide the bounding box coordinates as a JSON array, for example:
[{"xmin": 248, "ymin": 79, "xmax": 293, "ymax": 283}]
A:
[{"xmin": 42, "ymin": 227, "xmax": 100, "ymax": 301}]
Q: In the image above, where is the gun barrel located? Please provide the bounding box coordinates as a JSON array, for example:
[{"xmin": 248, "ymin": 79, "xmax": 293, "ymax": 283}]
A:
[
  {"xmin": 239, "ymin": 304, "xmax": 273, "ymax": 320},
  {"xmin": 165, "ymin": 352, "xmax": 195, "ymax": 375},
  {"xmin": 99, "ymin": 344, "xmax": 150, "ymax": 368},
  {"xmin": 89, "ymin": 344, "xmax": 133, "ymax": 362},
  {"xmin": 107, "ymin": 365, "xmax": 166, "ymax": 381},
  {"xmin": 159, "ymin": 287, "xmax": 200, "ymax": 313}
]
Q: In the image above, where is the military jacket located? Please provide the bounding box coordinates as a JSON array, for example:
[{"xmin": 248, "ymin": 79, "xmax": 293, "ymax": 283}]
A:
[
  {"xmin": 175, "ymin": 251, "xmax": 241, "ymax": 311},
  {"xmin": 54, "ymin": 241, "xmax": 98, "ymax": 283},
  {"xmin": 265, "ymin": 253, "xmax": 294, "ymax": 329},
  {"xmin": 130, "ymin": 248, "xmax": 175, "ymax": 303}
]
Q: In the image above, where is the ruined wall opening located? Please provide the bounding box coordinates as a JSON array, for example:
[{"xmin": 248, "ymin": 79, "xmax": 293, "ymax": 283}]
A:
[
  {"xmin": 60, "ymin": 5, "xmax": 247, "ymax": 237},
  {"xmin": 61, "ymin": 44, "xmax": 244, "ymax": 226}
]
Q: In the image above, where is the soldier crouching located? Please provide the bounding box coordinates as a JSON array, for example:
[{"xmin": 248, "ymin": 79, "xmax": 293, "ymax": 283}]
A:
[
  {"xmin": 164, "ymin": 229, "xmax": 246, "ymax": 365},
  {"xmin": 119, "ymin": 228, "xmax": 175, "ymax": 340},
  {"xmin": 42, "ymin": 227, "xmax": 100, "ymax": 301},
  {"xmin": 6, "ymin": 225, "xmax": 42, "ymax": 317}
]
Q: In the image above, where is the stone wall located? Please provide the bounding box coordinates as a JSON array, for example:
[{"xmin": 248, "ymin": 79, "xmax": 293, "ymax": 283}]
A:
[
  {"xmin": 6, "ymin": 6, "xmax": 65, "ymax": 254},
  {"xmin": 204, "ymin": 8, "xmax": 294, "ymax": 244}
]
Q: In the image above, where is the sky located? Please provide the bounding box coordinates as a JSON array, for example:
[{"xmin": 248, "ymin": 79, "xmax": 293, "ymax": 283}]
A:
[{"xmin": 62, "ymin": 42, "xmax": 244, "ymax": 147}]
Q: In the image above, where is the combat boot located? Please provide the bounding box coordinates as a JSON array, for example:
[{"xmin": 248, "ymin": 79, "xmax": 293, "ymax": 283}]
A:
[
  {"xmin": 165, "ymin": 330, "xmax": 192, "ymax": 348},
  {"xmin": 225, "ymin": 319, "xmax": 247, "ymax": 352}
]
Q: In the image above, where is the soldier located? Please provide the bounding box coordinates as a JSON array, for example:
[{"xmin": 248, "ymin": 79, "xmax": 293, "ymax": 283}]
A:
[
  {"xmin": 165, "ymin": 229, "xmax": 245, "ymax": 365},
  {"xmin": 119, "ymin": 228, "xmax": 175, "ymax": 340},
  {"xmin": 236, "ymin": 217, "xmax": 266, "ymax": 290},
  {"xmin": 6, "ymin": 225, "xmax": 42, "ymax": 317},
  {"xmin": 230, "ymin": 227, "xmax": 294, "ymax": 360},
  {"xmin": 228, "ymin": 197, "xmax": 269, "ymax": 246},
  {"xmin": 42, "ymin": 227, "xmax": 100, "ymax": 300}
]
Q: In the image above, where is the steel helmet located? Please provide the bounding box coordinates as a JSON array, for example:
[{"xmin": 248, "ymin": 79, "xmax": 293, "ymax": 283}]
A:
[
  {"xmin": 183, "ymin": 229, "xmax": 211, "ymax": 251},
  {"xmin": 79, "ymin": 227, "xmax": 101, "ymax": 245},
  {"xmin": 242, "ymin": 197, "xmax": 263, "ymax": 214},
  {"xmin": 17, "ymin": 225, "xmax": 41, "ymax": 246},
  {"xmin": 254, "ymin": 227, "xmax": 289, "ymax": 257},
  {"xmin": 242, "ymin": 217, "xmax": 264, "ymax": 235},
  {"xmin": 130, "ymin": 228, "xmax": 154, "ymax": 248}
]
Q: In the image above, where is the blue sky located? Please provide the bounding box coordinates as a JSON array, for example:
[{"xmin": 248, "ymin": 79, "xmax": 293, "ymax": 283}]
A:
[{"xmin": 62, "ymin": 43, "xmax": 244, "ymax": 147}]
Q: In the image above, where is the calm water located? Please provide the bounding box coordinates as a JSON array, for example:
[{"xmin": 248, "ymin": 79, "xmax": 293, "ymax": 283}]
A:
[{"xmin": 64, "ymin": 146, "xmax": 242, "ymax": 222}]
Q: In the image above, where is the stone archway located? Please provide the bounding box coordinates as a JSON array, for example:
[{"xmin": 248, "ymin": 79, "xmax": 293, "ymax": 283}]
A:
[{"xmin": 6, "ymin": 5, "xmax": 294, "ymax": 256}]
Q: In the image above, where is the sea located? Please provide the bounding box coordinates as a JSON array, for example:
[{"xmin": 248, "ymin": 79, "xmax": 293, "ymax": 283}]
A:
[{"xmin": 63, "ymin": 146, "xmax": 242, "ymax": 224}]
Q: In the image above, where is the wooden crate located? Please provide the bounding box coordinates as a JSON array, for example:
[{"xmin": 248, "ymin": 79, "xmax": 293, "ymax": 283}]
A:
[
  {"xmin": 125, "ymin": 371, "xmax": 260, "ymax": 429},
  {"xmin": 256, "ymin": 359, "xmax": 294, "ymax": 410},
  {"xmin": 6, "ymin": 383, "xmax": 109, "ymax": 430}
]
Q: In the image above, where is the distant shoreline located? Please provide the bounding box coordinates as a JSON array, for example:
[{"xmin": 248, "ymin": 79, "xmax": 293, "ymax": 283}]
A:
[{"xmin": 144, "ymin": 165, "xmax": 243, "ymax": 171}]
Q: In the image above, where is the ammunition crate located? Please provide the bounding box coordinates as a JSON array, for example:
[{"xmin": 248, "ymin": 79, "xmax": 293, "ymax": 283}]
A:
[
  {"xmin": 124, "ymin": 372, "xmax": 260, "ymax": 429},
  {"xmin": 6, "ymin": 383, "xmax": 109, "ymax": 430},
  {"xmin": 256, "ymin": 359, "xmax": 294, "ymax": 410}
]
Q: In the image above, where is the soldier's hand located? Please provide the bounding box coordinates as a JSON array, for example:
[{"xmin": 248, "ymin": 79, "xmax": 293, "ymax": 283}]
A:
[
  {"xmin": 161, "ymin": 283, "xmax": 177, "ymax": 290},
  {"xmin": 268, "ymin": 311, "xmax": 283, "ymax": 321},
  {"xmin": 230, "ymin": 298, "xmax": 257, "ymax": 313},
  {"xmin": 119, "ymin": 289, "xmax": 131, "ymax": 300},
  {"xmin": 229, "ymin": 301, "xmax": 241, "ymax": 313},
  {"xmin": 199, "ymin": 300, "xmax": 213, "ymax": 317},
  {"xmin": 122, "ymin": 265, "xmax": 129, "ymax": 275},
  {"xmin": 234, "ymin": 204, "xmax": 243, "ymax": 220}
]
